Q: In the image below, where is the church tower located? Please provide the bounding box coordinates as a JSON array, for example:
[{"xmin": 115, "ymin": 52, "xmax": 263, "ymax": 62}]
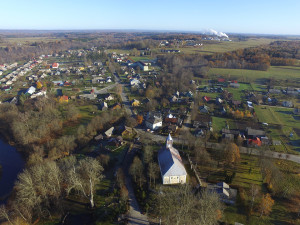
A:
[{"xmin": 166, "ymin": 133, "xmax": 173, "ymax": 148}]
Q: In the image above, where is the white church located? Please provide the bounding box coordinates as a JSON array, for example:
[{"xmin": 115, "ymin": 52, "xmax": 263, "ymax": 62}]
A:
[{"xmin": 158, "ymin": 134, "xmax": 187, "ymax": 184}]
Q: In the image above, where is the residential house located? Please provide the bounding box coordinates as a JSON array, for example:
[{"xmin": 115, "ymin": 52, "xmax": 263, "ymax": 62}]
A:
[
  {"xmin": 92, "ymin": 77, "xmax": 105, "ymax": 84},
  {"xmin": 26, "ymin": 86, "xmax": 36, "ymax": 95},
  {"xmin": 52, "ymin": 63, "xmax": 59, "ymax": 69},
  {"xmin": 3, "ymin": 86, "xmax": 11, "ymax": 92},
  {"xmin": 163, "ymin": 124, "xmax": 178, "ymax": 134},
  {"xmin": 229, "ymin": 81, "xmax": 240, "ymax": 88},
  {"xmin": 199, "ymin": 105, "xmax": 209, "ymax": 114},
  {"xmin": 247, "ymin": 137, "xmax": 262, "ymax": 147},
  {"xmin": 130, "ymin": 78, "xmax": 140, "ymax": 86},
  {"xmin": 94, "ymin": 134, "xmax": 104, "ymax": 141},
  {"xmin": 293, "ymin": 108, "xmax": 300, "ymax": 115},
  {"xmin": 216, "ymin": 97, "xmax": 223, "ymax": 105},
  {"xmin": 145, "ymin": 112, "xmax": 163, "ymax": 130},
  {"xmin": 79, "ymin": 93, "xmax": 97, "ymax": 100},
  {"xmin": 137, "ymin": 61, "xmax": 149, "ymax": 71},
  {"xmin": 282, "ymin": 101, "xmax": 293, "ymax": 108},
  {"xmin": 207, "ymin": 182, "xmax": 237, "ymax": 205},
  {"xmin": 170, "ymin": 95, "xmax": 178, "ymax": 103},
  {"xmin": 100, "ymin": 102, "xmax": 108, "ymax": 111},
  {"xmin": 231, "ymin": 100, "xmax": 241, "ymax": 107},
  {"xmin": 245, "ymin": 127, "xmax": 265, "ymax": 139},
  {"xmin": 186, "ymin": 91, "xmax": 193, "ymax": 98},
  {"xmin": 131, "ymin": 99, "xmax": 140, "ymax": 107},
  {"xmin": 52, "ymin": 80, "xmax": 64, "ymax": 86},
  {"xmin": 59, "ymin": 95, "xmax": 69, "ymax": 103},
  {"xmin": 203, "ymin": 96, "xmax": 211, "ymax": 102},
  {"xmin": 121, "ymin": 126, "xmax": 135, "ymax": 137},
  {"xmin": 193, "ymin": 114, "xmax": 212, "ymax": 129},
  {"xmin": 269, "ymin": 88, "xmax": 281, "ymax": 94},
  {"xmin": 104, "ymin": 93, "xmax": 114, "ymax": 101},
  {"xmin": 31, "ymin": 90, "xmax": 47, "ymax": 99},
  {"xmin": 158, "ymin": 134, "xmax": 187, "ymax": 184},
  {"xmin": 104, "ymin": 127, "xmax": 114, "ymax": 137}
]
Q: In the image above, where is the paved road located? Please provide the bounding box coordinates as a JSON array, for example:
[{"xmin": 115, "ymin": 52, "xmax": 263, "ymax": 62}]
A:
[
  {"xmin": 95, "ymin": 83, "xmax": 117, "ymax": 94},
  {"xmin": 114, "ymin": 73, "xmax": 149, "ymax": 224},
  {"xmin": 113, "ymin": 72, "xmax": 133, "ymax": 116},
  {"xmin": 123, "ymin": 145, "xmax": 149, "ymax": 225},
  {"xmin": 135, "ymin": 128, "xmax": 300, "ymax": 164}
]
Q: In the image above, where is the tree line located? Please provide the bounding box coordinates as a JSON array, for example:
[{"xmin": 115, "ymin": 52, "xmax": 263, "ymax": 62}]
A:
[
  {"xmin": 0, "ymin": 97, "xmax": 125, "ymax": 162},
  {"xmin": 0, "ymin": 156, "xmax": 103, "ymax": 224}
]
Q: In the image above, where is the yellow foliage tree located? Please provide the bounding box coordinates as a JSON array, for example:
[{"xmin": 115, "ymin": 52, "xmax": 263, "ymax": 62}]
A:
[
  {"xmin": 36, "ymin": 81, "xmax": 43, "ymax": 89},
  {"xmin": 136, "ymin": 115, "xmax": 143, "ymax": 125},
  {"xmin": 224, "ymin": 143, "xmax": 240, "ymax": 164},
  {"xmin": 259, "ymin": 193, "xmax": 274, "ymax": 217}
]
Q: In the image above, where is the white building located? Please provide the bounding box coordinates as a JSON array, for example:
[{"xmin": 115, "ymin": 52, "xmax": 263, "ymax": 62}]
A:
[
  {"xmin": 130, "ymin": 78, "xmax": 140, "ymax": 86},
  {"xmin": 145, "ymin": 116, "xmax": 162, "ymax": 130},
  {"xmin": 26, "ymin": 86, "xmax": 36, "ymax": 95},
  {"xmin": 158, "ymin": 134, "xmax": 187, "ymax": 185}
]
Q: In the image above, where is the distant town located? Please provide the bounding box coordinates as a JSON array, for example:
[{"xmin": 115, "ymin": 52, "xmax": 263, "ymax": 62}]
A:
[{"xmin": 0, "ymin": 31, "xmax": 299, "ymax": 225}]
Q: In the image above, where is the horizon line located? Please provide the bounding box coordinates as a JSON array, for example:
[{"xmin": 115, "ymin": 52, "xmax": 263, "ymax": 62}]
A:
[{"xmin": 0, "ymin": 28, "xmax": 300, "ymax": 37}]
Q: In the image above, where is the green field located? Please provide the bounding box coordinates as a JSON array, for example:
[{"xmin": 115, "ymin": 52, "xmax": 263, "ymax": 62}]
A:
[
  {"xmin": 255, "ymin": 105, "xmax": 300, "ymax": 153},
  {"xmin": 212, "ymin": 116, "xmax": 227, "ymax": 132},
  {"xmin": 208, "ymin": 66, "xmax": 300, "ymax": 81},
  {"xmin": 175, "ymin": 38, "xmax": 279, "ymax": 54}
]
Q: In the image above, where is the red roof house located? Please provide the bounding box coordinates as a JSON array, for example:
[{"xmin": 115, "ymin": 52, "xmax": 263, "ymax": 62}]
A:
[{"xmin": 52, "ymin": 63, "xmax": 59, "ymax": 69}]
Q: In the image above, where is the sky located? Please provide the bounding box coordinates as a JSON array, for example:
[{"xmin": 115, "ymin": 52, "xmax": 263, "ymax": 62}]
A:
[{"xmin": 1, "ymin": 0, "xmax": 300, "ymax": 35}]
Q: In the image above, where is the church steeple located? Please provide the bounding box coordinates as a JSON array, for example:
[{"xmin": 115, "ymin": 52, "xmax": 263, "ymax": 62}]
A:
[{"xmin": 166, "ymin": 133, "xmax": 173, "ymax": 148}]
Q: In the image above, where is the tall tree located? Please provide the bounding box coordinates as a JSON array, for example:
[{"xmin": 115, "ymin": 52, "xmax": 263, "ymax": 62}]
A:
[{"xmin": 259, "ymin": 193, "xmax": 274, "ymax": 217}]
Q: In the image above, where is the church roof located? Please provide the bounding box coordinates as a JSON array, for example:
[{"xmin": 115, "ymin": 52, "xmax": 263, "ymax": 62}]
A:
[
  {"xmin": 166, "ymin": 133, "xmax": 173, "ymax": 142},
  {"xmin": 158, "ymin": 145, "xmax": 187, "ymax": 177}
]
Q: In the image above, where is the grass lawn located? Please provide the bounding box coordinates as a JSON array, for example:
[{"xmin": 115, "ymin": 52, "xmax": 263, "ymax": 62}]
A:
[
  {"xmin": 78, "ymin": 105, "xmax": 97, "ymax": 124},
  {"xmin": 251, "ymin": 83, "xmax": 267, "ymax": 92},
  {"xmin": 130, "ymin": 56, "xmax": 153, "ymax": 62},
  {"xmin": 207, "ymin": 154, "xmax": 263, "ymax": 189},
  {"xmin": 212, "ymin": 116, "xmax": 227, "ymax": 132},
  {"xmin": 204, "ymin": 154, "xmax": 298, "ymax": 225},
  {"xmin": 254, "ymin": 105, "xmax": 300, "ymax": 153},
  {"xmin": 208, "ymin": 66, "xmax": 300, "ymax": 81}
]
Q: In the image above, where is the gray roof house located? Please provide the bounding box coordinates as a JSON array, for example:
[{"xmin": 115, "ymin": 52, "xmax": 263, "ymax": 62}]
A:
[
  {"xmin": 246, "ymin": 127, "xmax": 265, "ymax": 138},
  {"xmin": 207, "ymin": 182, "xmax": 237, "ymax": 205},
  {"xmin": 100, "ymin": 102, "xmax": 108, "ymax": 111},
  {"xmin": 199, "ymin": 105, "xmax": 209, "ymax": 114},
  {"xmin": 282, "ymin": 101, "xmax": 293, "ymax": 108},
  {"xmin": 158, "ymin": 134, "xmax": 187, "ymax": 185},
  {"xmin": 104, "ymin": 127, "xmax": 114, "ymax": 137}
]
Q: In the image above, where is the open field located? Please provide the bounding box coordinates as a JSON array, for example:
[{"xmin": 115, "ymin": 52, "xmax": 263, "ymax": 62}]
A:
[
  {"xmin": 0, "ymin": 37, "xmax": 64, "ymax": 47},
  {"xmin": 208, "ymin": 66, "xmax": 300, "ymax": 81},
  {"xmin": 255, "ymin": 105, "xmax": 300, "ymax": 153},
  {"xmin": 174, "ymin": 38, "xmax": 280, "ymax": 54}
]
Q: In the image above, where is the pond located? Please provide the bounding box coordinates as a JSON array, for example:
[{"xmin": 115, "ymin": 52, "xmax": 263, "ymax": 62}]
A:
[{"xmin": 0, "ymin": 139, "xmax": 25, "ymax": 203}]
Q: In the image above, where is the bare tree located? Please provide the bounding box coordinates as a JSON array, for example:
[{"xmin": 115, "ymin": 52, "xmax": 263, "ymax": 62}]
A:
[
  {"xmin": 249, "ymin": 184, "xmax": 259, "ymax": 213},
  {"xmin": 148, "ymin": 162, "xmax": 159, "ymax": 187},
  {"xmin": 156, "ymin": 185, "xmax": 223, "ymax": 225},
  {"xmin": 0, "ymin": 205, "xmax": 13, "ymax": 225},
  {"xmin": 143, "ymin": 145, "xmax": 153, "ymax": 164},
  {"xmin": 129, "ymin": 156, "xmax": 144, "ymax": 187},
  {"xmin": 75, "ymin": 157, "xmax": 103, "ymax": 208}
]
